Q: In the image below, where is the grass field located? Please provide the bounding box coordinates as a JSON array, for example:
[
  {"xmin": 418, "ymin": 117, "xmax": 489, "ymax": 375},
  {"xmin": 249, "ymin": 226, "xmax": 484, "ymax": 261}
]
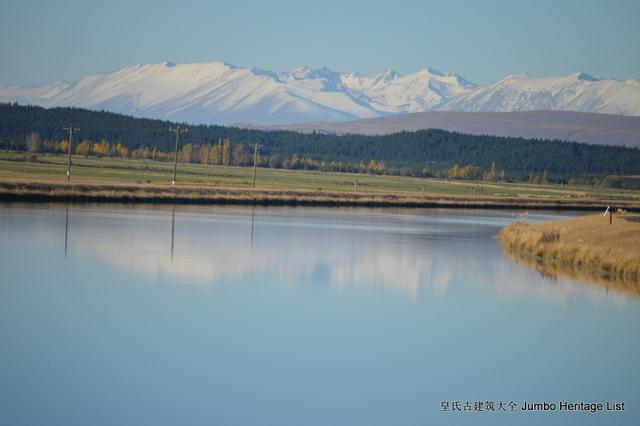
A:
[
  {"xmin": 1, "ymin": 151, "xmax": 639, "ymax": 208},
  {"xmin": 499, "ymin": 213, "xmax": 640, "ymax": 286}
]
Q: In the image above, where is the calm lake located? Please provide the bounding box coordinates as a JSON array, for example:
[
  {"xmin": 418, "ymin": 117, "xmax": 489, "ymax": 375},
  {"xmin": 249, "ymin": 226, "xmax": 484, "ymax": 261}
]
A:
[{"xmin": 1, "ymin": 204, "xmax": 638, "ymax": 425}]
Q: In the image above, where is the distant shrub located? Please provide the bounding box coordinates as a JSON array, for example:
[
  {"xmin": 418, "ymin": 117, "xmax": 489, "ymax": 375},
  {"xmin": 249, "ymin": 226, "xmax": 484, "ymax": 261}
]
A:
[{"xmin": 600, "ymin": 176, "xmax": 622, "ymax": 188}]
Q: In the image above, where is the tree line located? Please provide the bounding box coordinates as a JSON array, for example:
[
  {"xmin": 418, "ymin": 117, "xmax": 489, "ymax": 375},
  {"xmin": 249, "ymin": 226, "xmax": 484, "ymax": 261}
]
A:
[{"xmin": 2, "ymin": 103, "xmax": 640, "ymax": 182}]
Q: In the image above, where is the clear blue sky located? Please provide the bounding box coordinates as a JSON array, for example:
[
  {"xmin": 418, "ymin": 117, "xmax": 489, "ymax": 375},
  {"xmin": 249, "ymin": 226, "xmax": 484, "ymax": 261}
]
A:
[{"xmin": 1, "ymin": 0, "xmax": 638, "ymax": 86}]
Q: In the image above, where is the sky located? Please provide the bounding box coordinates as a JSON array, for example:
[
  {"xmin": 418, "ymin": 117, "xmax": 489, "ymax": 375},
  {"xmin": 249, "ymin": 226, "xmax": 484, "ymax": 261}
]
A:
[{"xmin": 1, "ymin": 0, "xmax": 639, "ymax": 86}]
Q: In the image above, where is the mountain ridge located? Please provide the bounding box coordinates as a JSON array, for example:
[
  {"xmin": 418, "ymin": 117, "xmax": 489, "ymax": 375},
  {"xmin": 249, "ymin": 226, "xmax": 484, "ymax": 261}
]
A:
[
  {"xmin": 261, "ymin": 110, "xmax": 640, "ymax": 148},
  {"xmin": 1, "ymin": 61, "xmax": 639, "ymax": 125}
]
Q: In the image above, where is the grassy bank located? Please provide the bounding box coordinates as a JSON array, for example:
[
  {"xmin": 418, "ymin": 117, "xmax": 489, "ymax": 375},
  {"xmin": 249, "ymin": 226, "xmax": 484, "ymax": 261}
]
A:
[
  {"xmin": 2, "ymin": 180, "xmax": 640, "ymax": 209},
  {"xmin": 4, "ymin": 181, "xmax": 640, "ymax": 209},
  {"xmin": 1, "ymin": 151, "xmax": 640, "ymax": 208},
  {"xmin": 499, "ymin": 213, "xmax": 640, "ymax": 282}
]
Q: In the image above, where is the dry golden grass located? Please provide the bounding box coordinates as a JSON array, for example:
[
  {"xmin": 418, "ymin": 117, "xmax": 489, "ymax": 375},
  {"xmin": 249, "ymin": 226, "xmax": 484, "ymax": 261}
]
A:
[
  {"xmin": 500, "ymin": 213, "xmax": 640, "ymax": 282},
  {"xmin": 2, "ymin": 179, "xmax": 640, "ymax": 210}
]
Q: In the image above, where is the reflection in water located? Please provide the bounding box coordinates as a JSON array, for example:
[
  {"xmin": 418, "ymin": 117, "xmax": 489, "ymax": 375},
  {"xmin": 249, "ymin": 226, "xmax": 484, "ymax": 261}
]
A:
[
  {"xmin": 2, "ymin": 204, "xmax": 640, "ymax": 426},
  {"xmin": 250, "ymin": 207, "xmax": 255, "ymax": 249},
  {"xmin": 503, "ymin": 246, "xmax": 640, "ymax": 297},
  {"xmin": 64, "ymin": 205, "xmax": 69, "ymax": 258},
  {"xmin": 170, "ymin": 205, "xmax": 175, "ymax": 263},
  {"xmin": 38, "ymin": 205, "xmax": 634, "ymax": 306}
]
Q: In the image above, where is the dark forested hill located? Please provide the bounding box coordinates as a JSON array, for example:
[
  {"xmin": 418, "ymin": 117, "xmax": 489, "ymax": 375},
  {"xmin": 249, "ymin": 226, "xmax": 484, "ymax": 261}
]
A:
[
  {"xmin": 2, "ymin": 103, "xmax": 640, "ymax": 179},
  {"xmin": 268, "ymin": 110, "xmax": 640, "ymax": 148}
]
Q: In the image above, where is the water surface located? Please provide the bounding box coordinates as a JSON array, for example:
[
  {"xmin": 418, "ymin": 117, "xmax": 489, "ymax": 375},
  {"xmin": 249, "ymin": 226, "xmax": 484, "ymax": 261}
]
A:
[{"xmin": 1, "ymin": 204, "xmax": 638, "ymax": 425}]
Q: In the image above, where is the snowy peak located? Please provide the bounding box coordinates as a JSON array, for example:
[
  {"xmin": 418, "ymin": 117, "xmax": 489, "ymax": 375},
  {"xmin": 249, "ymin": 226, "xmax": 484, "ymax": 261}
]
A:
[
  {"xmin": 573, "ymin": 71, "xmax": 598, "ymax": 81},
  {"xmin": 0, "ymin": 60, "xmax": 639, "ymax": 125},
  {"xmin": 333, "ymin": 66, "xmax": 477, "ymax": 114},
  {"xmin": 287, "ymin": 66, "xmax": 323, "ymax": 80},
  {"xmin": 425, "ymin": 67, "xmax": 444, "ymax": 76},
  {"xmin": 372, "ymin": 69, "xmax": 400, "ymax": 84},
  {"xmin": 441, "ymin": 70, "xmax": 640, "ymax": 116}
]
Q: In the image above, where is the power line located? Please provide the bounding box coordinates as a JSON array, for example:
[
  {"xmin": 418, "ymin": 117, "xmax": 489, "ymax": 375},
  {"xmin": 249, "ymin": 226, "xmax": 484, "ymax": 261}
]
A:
[
  {"xmin": 62, "ymin": 125, "xmax": 80, "ymax": 180},
  {"xmin": 169, "ymin": 125, "xmax": 188, "ymax": 185}
]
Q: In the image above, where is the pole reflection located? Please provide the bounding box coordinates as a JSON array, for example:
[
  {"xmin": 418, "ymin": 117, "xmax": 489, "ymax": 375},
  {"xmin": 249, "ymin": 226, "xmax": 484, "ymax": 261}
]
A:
[
  {"xmin": 250, "ymin": 208, "xmax": 255, "ymax": 249},
  {"xmin": 64, "ymin": 205, "xmax": 69, "ymax": 258},
  {"xmin": 170, "ymin": 205, "xmax": 175, "ymax": 263}
]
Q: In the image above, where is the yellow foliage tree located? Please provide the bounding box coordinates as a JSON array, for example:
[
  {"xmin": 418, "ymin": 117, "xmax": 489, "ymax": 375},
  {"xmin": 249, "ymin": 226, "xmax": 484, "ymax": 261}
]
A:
[
  {"xmin": 367, "ymin": 159, "xmax": 378, "ymax": 174},
  {"xmin": 182, "ymin": 143, "xmax": 194, "ymax": 163},
  {"xmin": 58, "ymin": 140, "xmax": 69, "ymax": 154},
  {"xmin": 92, "ymin": 139, "xmax": 110, "ymax": 156},
  {"xmin": 75, "ymin": 140, "xmax": 92, "ymax": 156}
]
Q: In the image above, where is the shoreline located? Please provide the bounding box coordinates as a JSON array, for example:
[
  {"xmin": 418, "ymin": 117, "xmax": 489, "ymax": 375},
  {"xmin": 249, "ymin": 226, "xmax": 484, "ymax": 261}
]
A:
[
  {"xmin": 1, "ymin": 181, "xmax": 637, "ymax": 210},
  {"xmin": 499, "ymin": 214, "xmax": 640, "ymax": 283},
  {"xmin": 501, "ymin": 245, "xmax": 640, "ymax": 296}
]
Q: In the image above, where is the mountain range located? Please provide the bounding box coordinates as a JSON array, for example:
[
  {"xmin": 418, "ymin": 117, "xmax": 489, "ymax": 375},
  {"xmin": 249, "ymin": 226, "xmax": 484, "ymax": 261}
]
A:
[{"xmin": 1, "ymin": 61, "xmax": 639, "ymax": 126}]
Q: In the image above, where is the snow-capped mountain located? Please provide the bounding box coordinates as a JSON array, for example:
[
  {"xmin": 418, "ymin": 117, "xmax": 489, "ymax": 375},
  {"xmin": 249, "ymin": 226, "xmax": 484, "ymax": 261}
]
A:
[
  {"xmin": 440, "ymin": 72, "xmax": 640, "ymax": 116},
  {"xmin": 1, "ymin": 61, "xmax": 639, "ymax": 125}
]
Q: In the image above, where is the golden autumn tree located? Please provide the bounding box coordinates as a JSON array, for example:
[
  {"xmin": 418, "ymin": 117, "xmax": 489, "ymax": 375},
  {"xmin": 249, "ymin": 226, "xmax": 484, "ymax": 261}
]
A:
[{"xmin": 75, "ymin": 140, "xmax": 92, "ymax": 156}]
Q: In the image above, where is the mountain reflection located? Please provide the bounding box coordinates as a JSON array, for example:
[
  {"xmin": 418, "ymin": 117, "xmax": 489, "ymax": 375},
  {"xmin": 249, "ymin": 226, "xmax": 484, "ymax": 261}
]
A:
[{"xmin": 48, "ymin": 205, "xmax": 633, "ymax": 304}]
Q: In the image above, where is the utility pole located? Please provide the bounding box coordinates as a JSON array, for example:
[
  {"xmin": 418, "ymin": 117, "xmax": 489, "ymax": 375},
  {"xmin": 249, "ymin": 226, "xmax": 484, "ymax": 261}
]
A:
[
  {"xmin": 252, "ymin": 143, "xmax": 260, "ymax": 188},
  {"xmin": 169, "ymin": 125, "xmax": 188, "ymax": 185},
  {"xmin": 63, "ymin": 126, "xmax": 80, "ymax": 181}
]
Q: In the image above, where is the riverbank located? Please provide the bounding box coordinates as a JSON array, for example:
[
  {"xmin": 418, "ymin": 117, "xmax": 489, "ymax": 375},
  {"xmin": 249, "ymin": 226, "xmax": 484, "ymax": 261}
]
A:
[
  {"xmin": 2, "ymin": 181, "xmax": 640, "ymax": 210},
  {"xmin": 2, "ymin": 152, "xmax": 640, "ymax": 206},
  {"xmin": 499, "ymin": 213, "xmax": 640, "ymax": 281}
]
